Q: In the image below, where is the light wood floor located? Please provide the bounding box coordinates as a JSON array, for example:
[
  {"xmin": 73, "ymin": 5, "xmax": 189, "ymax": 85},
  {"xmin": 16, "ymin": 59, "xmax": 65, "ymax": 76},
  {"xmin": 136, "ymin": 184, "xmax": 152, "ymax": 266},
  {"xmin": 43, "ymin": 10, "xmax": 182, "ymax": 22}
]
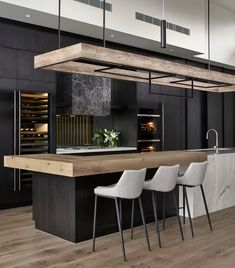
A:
[{"xmin": 0, "ymin": 206, "xmax": 234, "ymax": 268}]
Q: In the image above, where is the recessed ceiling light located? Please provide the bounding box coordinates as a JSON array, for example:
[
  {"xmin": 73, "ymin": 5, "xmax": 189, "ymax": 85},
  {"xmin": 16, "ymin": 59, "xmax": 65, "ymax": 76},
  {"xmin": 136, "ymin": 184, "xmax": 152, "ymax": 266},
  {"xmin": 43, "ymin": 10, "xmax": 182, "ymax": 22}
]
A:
[
  {"xmin": 110, "ymin": 34, "xmax": 114, "ymax": 38},
  {"xmin": 170, "ymin": 49, "xmax": 174, "ymax": 52},
  {"xmin": 25, "ymin": 14, "xmax": 31, "ymax": 18}
]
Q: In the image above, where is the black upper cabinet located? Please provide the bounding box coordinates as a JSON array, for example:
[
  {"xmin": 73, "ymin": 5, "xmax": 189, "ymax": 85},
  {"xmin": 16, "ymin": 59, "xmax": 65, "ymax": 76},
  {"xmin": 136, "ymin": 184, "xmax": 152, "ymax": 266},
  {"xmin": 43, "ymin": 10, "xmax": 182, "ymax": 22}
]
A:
[
  {"xmin": 0, "ymin": 47, "xmax": 17, "ymax": 78},
  {"xmin": 17, "ymin": 50, "xmax": 56, "ymax": 83}
]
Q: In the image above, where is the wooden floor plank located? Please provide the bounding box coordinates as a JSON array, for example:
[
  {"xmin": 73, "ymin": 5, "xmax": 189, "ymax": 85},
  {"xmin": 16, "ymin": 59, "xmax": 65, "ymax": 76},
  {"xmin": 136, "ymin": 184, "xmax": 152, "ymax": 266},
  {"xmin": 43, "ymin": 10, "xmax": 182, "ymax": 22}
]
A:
[{"xmin": 0, "ymin": 206, "xmax": 234, "ymax": 267}]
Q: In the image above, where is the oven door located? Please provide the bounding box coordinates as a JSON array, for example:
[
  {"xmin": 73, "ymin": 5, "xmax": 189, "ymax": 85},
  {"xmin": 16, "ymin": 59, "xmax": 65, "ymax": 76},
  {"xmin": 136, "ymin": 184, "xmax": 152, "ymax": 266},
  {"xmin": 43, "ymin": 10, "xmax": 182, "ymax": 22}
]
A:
[
  {"xmin": 138, "ymin": 114, "xmax": 161, "ymax": 140},
  {"xmin": 137, "ymin": 114, "xmax": 162, "ymax": 152},
  {"xmin": 137, "ymin": 140, "xmax": 161, "ymax": 152}
]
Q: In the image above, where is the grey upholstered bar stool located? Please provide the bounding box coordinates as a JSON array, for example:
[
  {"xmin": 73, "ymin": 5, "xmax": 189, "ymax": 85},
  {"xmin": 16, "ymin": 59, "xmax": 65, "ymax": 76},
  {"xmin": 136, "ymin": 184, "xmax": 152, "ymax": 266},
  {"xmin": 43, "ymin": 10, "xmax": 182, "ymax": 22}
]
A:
[
  {"xmin": 92, "ymin": 168, "xmax": 151, "ymax": 262},
  {"xmin": 131, "ymin": 165, "xmax": 184, "ymax": 248},
  {"xmin": 175, "ymin": 161, "xmax": 212, "ymax": 238}
]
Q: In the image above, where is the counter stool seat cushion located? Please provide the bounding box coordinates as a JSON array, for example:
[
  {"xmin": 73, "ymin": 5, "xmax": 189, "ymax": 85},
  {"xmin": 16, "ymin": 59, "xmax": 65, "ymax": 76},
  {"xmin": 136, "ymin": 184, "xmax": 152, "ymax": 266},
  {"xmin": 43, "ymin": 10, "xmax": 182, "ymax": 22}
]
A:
[
  {"xmin": 176, "ymin": 161, "xmax": 208, "ymax": 187},
  {"xmin": 143, "ymin": 165, "xmax": 180, "ymax": 192},
  {"xmin": 94, "ymin": 169, "xmax": 146, "ymax": 199},
  {"xmin": 94, "ymin": 184, "xmax": 117, "ymax": 198}
]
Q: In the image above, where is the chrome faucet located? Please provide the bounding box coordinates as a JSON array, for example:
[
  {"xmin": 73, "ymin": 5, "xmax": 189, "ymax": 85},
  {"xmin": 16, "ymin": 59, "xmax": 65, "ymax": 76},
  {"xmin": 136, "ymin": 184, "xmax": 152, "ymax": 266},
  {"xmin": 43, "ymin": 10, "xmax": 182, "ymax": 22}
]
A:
[{"xmin": 206, "ymin": 129, "xmax": 219, "ymax": 154}]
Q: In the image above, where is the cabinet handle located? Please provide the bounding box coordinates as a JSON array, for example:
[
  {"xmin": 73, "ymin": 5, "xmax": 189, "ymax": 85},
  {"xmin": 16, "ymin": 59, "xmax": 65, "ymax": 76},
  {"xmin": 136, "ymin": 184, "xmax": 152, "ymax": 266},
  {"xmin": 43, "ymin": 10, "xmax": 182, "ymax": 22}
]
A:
[
  {"xmin": 162, "ymin": 103, "xmax": 165, "ymax": 151},
  {"xmin": 18, "ymin": 91, "xmax": 21, "ymax": 191},
  {"xmin": 13, "ymin": 91, "xmax": 17, "ymax": 191}
]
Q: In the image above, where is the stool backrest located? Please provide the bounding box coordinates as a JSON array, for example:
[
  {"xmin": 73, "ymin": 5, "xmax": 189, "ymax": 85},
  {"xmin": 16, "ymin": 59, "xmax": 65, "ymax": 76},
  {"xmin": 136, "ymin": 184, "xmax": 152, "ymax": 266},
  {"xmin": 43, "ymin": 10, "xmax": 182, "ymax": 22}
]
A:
[
  {"xmin": 181, "ymin": 161, "xmax": 208, "ymax": 186},
  {"xmin": 116, "ymin": 168, "xmax": 146, "ymax": 199},
  {"xmin": 151, "ymin": 165, "xmax": 180, "ymax": 192}
]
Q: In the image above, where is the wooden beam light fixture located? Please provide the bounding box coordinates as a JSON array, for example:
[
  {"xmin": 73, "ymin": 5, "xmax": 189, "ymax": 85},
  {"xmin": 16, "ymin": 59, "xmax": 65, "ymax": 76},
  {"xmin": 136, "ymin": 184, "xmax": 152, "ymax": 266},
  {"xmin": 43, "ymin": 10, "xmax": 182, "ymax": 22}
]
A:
[{"xmin": 34, "ymin": 43, "xmax": 235, "ymax": 93}]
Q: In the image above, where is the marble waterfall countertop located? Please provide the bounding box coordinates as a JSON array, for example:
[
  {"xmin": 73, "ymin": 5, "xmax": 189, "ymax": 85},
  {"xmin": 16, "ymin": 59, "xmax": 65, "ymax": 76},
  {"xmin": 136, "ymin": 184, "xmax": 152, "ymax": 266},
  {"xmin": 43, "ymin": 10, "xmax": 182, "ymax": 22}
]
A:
[
  {"xmin": 56, "ymin": 146, "xmax": 137, "ymax": 154},
  {"xmin": 180, "ymin": 149, "xmax": 235, "ymax": 218}
]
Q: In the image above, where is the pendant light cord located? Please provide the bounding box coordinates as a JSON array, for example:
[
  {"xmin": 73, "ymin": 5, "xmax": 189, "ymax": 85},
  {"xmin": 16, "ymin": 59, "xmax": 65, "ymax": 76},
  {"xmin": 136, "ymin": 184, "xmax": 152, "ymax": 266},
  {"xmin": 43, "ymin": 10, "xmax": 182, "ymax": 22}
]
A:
[
  {"xmin": 162, "ymin": 0, "xmax": 165, "ymax": 19},
  {"xmin": 58, "ymin": 0, "xmax": 61, "ymax": 49},
  {"xmin": 208, "ymin": 0, "xmax": 210, "ymax": 70},
  {"xmin": 103, "ymin": 0, "xmax": 106, "ymax": 47}
]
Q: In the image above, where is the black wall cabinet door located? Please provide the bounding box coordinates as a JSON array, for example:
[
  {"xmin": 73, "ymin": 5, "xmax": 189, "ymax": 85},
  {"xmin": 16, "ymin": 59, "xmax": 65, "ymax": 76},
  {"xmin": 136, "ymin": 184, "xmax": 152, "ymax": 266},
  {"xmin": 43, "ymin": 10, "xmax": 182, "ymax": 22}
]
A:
[{"xmin": 0, "ymin": 90, "xmax": 31, "ymax": 208}]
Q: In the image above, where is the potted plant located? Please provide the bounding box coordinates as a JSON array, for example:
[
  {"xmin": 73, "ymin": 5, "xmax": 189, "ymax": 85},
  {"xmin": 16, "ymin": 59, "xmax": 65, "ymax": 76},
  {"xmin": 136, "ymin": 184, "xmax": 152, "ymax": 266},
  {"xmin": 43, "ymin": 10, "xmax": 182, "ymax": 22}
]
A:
[{"xmin": 93, "ymin": 129, "xmax": 120, "ymax": 148}]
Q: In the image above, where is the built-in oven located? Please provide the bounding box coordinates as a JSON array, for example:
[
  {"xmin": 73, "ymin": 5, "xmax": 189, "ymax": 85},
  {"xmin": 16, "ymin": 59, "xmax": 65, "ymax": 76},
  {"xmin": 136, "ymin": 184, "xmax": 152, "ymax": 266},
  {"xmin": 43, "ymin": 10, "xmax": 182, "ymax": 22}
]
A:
[{"xmin": 137, "ymin": 108, "xmax": 163, "ymax": 152}]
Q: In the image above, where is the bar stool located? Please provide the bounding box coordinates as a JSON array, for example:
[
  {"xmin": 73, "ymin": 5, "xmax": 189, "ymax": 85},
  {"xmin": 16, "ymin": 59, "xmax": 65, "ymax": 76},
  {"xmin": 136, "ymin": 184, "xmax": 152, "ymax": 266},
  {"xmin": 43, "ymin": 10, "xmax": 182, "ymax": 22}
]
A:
[
  {"xmin": 176, "ymin": 161, "xmax": 212, "ymax": 238},
  {"xmin": 131, "ymin": 165, "xmax": 184, "ymax": 248},
  {"xmin": 92, "ymin": 168, "xmax": 151, "ymax": 262}
]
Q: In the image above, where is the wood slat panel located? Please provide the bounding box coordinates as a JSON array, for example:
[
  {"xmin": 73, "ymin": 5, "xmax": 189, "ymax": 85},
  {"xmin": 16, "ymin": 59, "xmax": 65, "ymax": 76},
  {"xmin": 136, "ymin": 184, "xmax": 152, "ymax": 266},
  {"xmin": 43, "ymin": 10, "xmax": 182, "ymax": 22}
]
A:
[{"xmin": 56, "ymin": 115, "xmax": 93, "ymax": 146}]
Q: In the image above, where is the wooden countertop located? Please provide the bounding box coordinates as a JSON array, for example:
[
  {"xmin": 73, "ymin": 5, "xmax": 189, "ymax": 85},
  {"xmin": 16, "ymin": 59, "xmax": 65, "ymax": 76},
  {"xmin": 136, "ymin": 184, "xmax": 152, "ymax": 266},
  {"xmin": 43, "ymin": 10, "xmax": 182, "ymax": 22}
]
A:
[{"xmin": 4, "ymin": 151, "xmax": 207, "ymax": 177}]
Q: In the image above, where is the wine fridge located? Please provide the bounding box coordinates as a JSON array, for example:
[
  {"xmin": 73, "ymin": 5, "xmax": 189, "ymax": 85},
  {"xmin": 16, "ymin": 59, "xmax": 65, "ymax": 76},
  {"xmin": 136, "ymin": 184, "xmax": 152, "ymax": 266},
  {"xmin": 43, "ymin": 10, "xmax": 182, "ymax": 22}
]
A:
[
  {"xmin": 14, "ymin": 91, "xmax": 50, "ymax": 190},
  {"xmin": 137, "ymin": 106, "xmax": 164, "ymax": 152}
]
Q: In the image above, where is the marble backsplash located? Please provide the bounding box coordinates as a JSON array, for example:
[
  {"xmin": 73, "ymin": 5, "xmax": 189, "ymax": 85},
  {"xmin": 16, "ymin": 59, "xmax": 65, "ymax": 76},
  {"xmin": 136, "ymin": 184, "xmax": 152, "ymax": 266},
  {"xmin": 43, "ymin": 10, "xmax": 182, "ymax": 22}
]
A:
[
  {"xmin": 57, "ymin": 73, "xmax": 111, "ymax": 116},
  {"xmin": 72, "ymin": 74, "xmax": 111, "ymax": 116}
]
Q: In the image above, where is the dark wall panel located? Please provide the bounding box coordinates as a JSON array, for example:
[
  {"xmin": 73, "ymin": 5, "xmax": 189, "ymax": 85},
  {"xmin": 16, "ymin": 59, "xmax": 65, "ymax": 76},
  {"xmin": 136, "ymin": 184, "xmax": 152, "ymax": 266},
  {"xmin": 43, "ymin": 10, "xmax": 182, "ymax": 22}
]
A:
[
  {"xmin": 0, "ymin": 47, "xmax": 17, "ymax": 78},
  {"xmin": 112, "ymin": 80, "xmax": 137, "ymax": 147},
  {"xmin": 223, "ymin": 93, "xmax": 235, "ymax": 147},
  {"xmin": 207, "ymin": 92, "xmax": 224, "ymax": 148},
  {"xmin": 137, "ymin": 83, "xmax": 186, "ymax": 150},
  {"xmin": 16, "ymin": 50, "xmax": 56, "ymax": 83},
  {"xmin": 187, "ymin": 91, "xmax": 207, "ymax": 149}
]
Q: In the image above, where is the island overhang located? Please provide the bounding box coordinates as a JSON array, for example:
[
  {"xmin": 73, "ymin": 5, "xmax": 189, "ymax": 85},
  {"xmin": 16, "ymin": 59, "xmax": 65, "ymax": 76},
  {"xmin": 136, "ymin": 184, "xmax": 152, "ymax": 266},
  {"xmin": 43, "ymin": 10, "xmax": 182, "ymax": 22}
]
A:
[{"xmin": 4, "ymin": 151, "xmax": 207, "ymax": 177}]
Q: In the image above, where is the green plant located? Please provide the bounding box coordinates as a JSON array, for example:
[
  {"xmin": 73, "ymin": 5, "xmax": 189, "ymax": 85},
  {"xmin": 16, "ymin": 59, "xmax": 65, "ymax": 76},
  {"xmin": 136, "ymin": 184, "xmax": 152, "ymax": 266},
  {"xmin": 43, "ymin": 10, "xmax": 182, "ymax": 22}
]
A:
[{"xmin": 93, "ymin": 129, "xmax": 120, "ymax": 148}]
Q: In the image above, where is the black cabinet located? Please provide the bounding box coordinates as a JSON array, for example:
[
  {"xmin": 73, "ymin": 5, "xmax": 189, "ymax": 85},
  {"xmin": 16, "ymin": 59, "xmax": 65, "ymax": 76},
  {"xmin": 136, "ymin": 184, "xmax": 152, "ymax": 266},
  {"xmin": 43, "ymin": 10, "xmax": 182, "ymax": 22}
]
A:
[
  {"xmin": 207, "ymin": 92, "xmax": 224, "ymax": 147},
  {"xmin": 137, "ymin": 83, "xmax": 187, "ymax": 151},
  {"xmin": 0, "ymin": 90, "xmax": 31, "ymax": 208},
  {"xmin": 187, "ymin": 90, "xmax": 207, "ymax": 149},
  {"xmin": 112, "ymin": 80, "xmax": 137, "ymax": 147}
]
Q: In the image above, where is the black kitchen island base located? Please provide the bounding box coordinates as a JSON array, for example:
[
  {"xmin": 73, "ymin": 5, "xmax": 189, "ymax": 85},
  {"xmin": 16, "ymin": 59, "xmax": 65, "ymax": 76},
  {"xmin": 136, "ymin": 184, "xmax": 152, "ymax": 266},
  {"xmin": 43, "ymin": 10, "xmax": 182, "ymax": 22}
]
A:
[{"xmin": 33, "ymin": 169, "xmax": 177, "ymax": 243}]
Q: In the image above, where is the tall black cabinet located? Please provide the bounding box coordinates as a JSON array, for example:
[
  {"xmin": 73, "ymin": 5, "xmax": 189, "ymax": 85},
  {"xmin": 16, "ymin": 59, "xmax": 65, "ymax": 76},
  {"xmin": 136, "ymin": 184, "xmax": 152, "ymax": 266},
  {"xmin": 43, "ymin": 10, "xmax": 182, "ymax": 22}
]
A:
[
  {"xmin": 0, "ymin": 90, "xmax": 30, "ymax": 208},
  {"xmin": 0, "ymin": 90, "xmax": 51, "ymax": 209}
]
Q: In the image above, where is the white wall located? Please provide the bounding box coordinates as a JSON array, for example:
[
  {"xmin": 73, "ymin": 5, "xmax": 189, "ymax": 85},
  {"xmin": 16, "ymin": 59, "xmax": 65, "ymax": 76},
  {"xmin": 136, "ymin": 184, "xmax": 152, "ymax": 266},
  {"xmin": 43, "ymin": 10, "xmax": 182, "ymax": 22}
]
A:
[{"xmin": 210, "ymin": 2, "xmax": 235, "ymax": 66}]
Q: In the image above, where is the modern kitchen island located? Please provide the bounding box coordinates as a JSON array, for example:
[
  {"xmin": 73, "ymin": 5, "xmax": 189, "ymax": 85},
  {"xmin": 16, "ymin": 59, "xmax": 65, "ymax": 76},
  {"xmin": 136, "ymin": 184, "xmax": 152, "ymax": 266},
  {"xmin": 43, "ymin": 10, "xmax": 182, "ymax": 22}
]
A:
[
  {"xmin": 4, "ymin": 151, "xmax": 207, "ymax": 243},
  {"xmin": 179, "ymin": 149, "xmax": 235, "ymax": 218}
]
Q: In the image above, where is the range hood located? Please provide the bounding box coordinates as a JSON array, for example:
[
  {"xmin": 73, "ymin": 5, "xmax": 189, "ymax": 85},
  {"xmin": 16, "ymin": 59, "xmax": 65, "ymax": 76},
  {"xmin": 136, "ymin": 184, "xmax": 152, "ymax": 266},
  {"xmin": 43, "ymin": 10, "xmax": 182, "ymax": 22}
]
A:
[
  {"xmin": 34, "ymin": 43, "xmax": 235, "ymax": 93},
  {"xmin": 56, "ymin": 73, "xmax": 111, "ymax": 116}
]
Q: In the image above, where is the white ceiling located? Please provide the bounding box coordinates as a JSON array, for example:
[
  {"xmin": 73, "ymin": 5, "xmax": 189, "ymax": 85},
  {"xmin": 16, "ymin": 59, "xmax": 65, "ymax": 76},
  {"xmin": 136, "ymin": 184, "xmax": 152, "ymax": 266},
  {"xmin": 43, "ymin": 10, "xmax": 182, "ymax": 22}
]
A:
[{"xmin": 213, "ymin": 0, "xmax": 235, "ymax": 13}]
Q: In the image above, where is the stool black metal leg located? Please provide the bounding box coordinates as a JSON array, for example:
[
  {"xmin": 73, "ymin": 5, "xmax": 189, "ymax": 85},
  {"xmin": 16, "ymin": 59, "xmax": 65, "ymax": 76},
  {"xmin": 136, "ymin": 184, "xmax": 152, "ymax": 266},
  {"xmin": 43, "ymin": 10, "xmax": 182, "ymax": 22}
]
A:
[
  {"xmin": 172, "ymin": 189, "xmax": 184, "ymax": 241},
  {"xmin": 162, "ymin": 192, "xmax": 166, "ymax": 231},
  {"xmin": 184, "ymin": 186, "xmax": 194, "ymax": 238},
  {"xmin": 92, "ymin": 194, "xmax": 98, "ymax": 252},
  {"xmin": 131, "ymin": 199, "xmax": 135, "ymax": 239},
  {"xmin": 183, "ymin": 186, "xmax": 185, "ymax": 224},
  {"xmin": 138, "ymin": 197, "xmax": 151, "ymax": 252},
  {"xmin": 152, "ymin": 191, "xmax": 161, "ymax": 248},
  {"xmin": 115, "ymin": 198, "xmax": 126, "ymax": 261},
  {"xmin": 200, "ymin": 185, "xmax": 213, "ymax": 231},
  {"xmin": 119, "ymin": 199, "xmax": 122, "ymax": 228}
]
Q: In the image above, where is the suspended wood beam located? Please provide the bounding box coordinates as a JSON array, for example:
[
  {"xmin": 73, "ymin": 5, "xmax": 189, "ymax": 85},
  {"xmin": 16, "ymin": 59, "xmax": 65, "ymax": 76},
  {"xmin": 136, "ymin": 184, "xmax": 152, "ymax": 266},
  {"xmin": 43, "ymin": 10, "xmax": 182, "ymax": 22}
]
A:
[{"xmin": 34, "ymin": 43, "xmax": 235, "ymax": 93}]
